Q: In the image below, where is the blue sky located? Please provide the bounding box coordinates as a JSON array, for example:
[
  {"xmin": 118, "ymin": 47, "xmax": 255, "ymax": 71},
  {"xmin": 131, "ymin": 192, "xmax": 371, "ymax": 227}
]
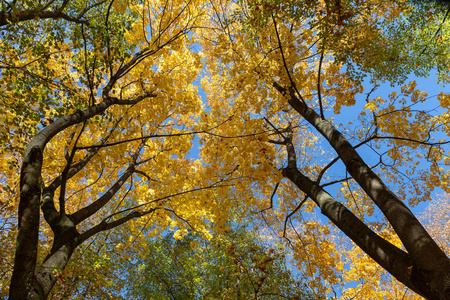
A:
[{"xmin": 186, "ymin": 63, "xmax": 450, "ymax": 296}]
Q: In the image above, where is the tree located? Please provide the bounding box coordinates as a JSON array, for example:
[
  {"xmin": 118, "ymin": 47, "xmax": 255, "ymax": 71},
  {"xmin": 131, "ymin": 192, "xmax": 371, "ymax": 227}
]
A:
[
  {"xmin": 339, "ymin": 193, "xmax": 450, "ymax": 299},
  {"xmin": 2, "ymin": 0, "xmax": 450, "ymax": 299},
  {"xmin": 123, "ymin": 221, "xmax": 314, "ymax": 299},
  {"xmin": 198, "ymin": 1, "xmax": 450, "ymax": 299},
  {"xmin": 1, "ymin": 1, "xmax": 218, "ymax": 299}
]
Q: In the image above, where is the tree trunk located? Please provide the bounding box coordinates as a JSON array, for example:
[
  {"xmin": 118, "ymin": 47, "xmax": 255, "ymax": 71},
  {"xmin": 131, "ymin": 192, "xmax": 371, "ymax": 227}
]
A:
[
  {"xmin": 32, "ymin": 219, "xmax": 79, "ymax": 299},
  {"xmin": 274, "ymin": 83, "xmax": 450, "ymax": 300},
  {"xmin": 9, "ymin": 146, "xmax": 43, "ymax": 300},
  {"xmin": 9, "ymin": 100, "xmax": 116, "ymax": 299},
  {"xmin": 11, "ymin": 212, "xmax": 79, "ymax": 300}
]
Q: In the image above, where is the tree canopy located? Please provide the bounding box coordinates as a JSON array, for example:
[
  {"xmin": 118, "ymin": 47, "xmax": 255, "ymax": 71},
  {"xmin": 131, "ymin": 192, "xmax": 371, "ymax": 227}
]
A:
[
  {"xmin": 1, "ymin": 0, "xmax": 450, "ymax": 299},
  {"xmin": 122, "ymin": 219, "xmax": 313, "ymax": 299}
]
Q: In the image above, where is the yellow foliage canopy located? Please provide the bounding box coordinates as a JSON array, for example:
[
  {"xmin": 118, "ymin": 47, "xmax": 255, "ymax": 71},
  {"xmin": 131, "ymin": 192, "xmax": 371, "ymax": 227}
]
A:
[{"xmin": 1, "ymin": 0, "xmax": 450, "ymax": 299}]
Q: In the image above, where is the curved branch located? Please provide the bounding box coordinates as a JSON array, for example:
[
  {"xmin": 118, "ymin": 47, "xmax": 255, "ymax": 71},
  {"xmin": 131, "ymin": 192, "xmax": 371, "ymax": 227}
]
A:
[
  {"xmin": 317, "ymin": 50, "xmax": 325, "ymax": 119},
  {"xmin": 0, "ymin": 7, "xmax": 90, "ymax": 27},
  {"xmin": 274, "ymin": 81, "xmax": 450, "ymax": 299},
  {"xmin": 70, "ymin": 166, "xmax": 135, "ymax": 225},
  {"xmin": 280, "ymin": 142, "xmax": 419, "ymax": 296},
  {"xmin": 78, "ymin": 207, "xmax": 157, "ymax": 244}
]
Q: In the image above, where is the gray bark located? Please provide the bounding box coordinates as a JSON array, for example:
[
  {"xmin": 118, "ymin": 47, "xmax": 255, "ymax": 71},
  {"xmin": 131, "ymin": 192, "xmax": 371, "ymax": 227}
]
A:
[
  {"xmin": 274, "ymin": 83, "xmax": 450, "ymax": 299},
  {"xmin": 9, "ymin": 147, "xmax": 43, "ymax": 300},
  {"xmin": 9, "ymin": 98, "xmax": 117, "ymax": 300},
  {"xmin": 26, "ymin": 215, "xmax": 79, "ymax": 300}
]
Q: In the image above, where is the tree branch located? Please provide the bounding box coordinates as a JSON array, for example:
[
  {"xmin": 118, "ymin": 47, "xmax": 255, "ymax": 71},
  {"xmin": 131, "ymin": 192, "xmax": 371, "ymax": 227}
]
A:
[
  {"xmin": 70, "ymin": 166, "xmax": 135, "ymax": 225},
  {"xmin": 280, "ymin": 137, "xmax": 421, "ymax": 296},
  {"xmin": 0, "ymin": 8, "xmax": 90, "ymax": 27},
  {"xmin": 78, "ymin": 208, "xmax": 157, "ymax": 244},
  {"xmin": 317, "ymin": 50, "xmax": 325, "ymax": 119},
  {"xmin": 274, "ymin": 81, "xmax": 449, "ymax": 298}
]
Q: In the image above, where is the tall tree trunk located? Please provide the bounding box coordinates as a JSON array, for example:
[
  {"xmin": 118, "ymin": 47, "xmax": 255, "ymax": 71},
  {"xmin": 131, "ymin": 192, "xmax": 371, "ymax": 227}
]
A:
[
  {"xmin": 9, "ymin": 100, "xmax": 116, "ymax": 299},
  {"xmin": 274, "ymin": 83, "xmax": 450, "ymax": 300},
  {"xmin": 9, "ymin": 147, "xmax": 43, "ymax": 300},
  {"xmin": 30, "ymin": 214, "xmax": 80, "ymax": 300}
]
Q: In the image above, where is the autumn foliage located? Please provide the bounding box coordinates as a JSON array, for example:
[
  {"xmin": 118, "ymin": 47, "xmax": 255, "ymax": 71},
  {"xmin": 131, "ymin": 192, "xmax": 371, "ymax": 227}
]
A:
[{"xmin": 1, "ymin": 0, "xmax": 450, "ymax": 299}]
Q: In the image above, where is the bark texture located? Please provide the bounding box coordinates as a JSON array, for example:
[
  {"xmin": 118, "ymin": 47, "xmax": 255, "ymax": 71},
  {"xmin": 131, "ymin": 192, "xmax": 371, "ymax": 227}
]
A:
[
  {"xmin": 9, "ymin": 147, "xmax": 43, "ymax": 300},
  {"xmin": 274, "ymin": 83, "xmax": 450, "ymax": 300},
  {"xmin": 9, "ymin": 98, "xmax": 118, "ymax": 299}
]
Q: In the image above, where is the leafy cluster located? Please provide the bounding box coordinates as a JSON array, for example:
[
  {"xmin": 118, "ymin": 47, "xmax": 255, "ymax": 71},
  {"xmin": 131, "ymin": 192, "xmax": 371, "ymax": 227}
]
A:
[
  {"xmin": 123, "ymin": 222, "xmax": 313, "ymax": 299},
  {"xmin": 1, "ymin": 0, "xmax": 450, "ymax": 299}
]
